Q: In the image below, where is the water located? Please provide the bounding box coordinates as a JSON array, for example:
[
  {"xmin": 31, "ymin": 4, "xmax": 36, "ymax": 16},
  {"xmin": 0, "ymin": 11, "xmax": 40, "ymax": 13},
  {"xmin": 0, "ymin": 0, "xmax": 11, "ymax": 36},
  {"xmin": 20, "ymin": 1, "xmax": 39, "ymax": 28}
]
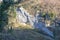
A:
[{"xmin": 16, "ymin": 7, "xmax": 53, "ymax": 38}]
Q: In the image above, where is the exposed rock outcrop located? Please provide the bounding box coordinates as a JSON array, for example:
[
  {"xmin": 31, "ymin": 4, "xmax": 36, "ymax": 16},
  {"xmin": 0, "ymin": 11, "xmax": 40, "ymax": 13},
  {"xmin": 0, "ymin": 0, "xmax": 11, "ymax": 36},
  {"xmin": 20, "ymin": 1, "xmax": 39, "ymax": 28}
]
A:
[{"xmin": 16, "ymin": 7, "xmax": 54, "ymax": 38}]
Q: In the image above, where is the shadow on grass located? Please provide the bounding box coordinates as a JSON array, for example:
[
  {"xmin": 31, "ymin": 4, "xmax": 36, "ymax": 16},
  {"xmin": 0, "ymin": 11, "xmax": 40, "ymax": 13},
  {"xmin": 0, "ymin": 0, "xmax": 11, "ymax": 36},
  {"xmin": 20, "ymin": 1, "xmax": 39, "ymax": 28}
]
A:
[{"xmin": 0, "ymin": 28, "xmax": 54, "ymax": 40}]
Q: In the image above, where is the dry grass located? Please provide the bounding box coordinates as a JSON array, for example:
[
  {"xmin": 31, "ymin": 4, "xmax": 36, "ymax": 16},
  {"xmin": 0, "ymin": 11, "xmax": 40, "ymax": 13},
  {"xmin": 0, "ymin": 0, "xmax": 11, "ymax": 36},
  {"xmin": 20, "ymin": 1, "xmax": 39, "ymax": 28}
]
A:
[
  {"xmin": 9, "ymin": 0, "xmax": 60, "ymax": 28},
  {"xmin": 16, "ymin": 0, "xmax": 60, "ymax": 16}
]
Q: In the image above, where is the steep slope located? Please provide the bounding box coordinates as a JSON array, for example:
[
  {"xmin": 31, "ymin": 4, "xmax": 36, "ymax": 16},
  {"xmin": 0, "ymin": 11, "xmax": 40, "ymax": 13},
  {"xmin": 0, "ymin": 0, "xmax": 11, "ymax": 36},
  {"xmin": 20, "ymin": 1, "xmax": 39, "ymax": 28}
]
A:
[
  {"xmin": 0, "ymin": 0, "xmax": 60, "ymax": 40},
  {"xmin": 17, "ymin": 0, "xmax": 60, "ymax": 16}
]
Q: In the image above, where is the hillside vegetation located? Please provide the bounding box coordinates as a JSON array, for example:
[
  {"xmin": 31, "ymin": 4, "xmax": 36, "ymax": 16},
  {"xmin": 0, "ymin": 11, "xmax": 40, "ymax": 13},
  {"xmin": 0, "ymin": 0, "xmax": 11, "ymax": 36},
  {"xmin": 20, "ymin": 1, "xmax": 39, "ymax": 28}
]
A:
[{"xmin": 0, "ymin": 0, "xmax": 60, "ymax": 40}]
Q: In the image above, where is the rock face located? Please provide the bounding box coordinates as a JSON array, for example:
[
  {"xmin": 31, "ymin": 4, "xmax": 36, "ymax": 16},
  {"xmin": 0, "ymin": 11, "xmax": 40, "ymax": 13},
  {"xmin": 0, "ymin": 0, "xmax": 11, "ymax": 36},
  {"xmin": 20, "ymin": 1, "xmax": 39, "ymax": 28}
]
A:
[
  {"xmin": 16, "ymin": 7, "xmax": 27, "ymax": 23},
  {"xmin": 16, "ymin": 7, "xmax": 53, "ymax": 38}
]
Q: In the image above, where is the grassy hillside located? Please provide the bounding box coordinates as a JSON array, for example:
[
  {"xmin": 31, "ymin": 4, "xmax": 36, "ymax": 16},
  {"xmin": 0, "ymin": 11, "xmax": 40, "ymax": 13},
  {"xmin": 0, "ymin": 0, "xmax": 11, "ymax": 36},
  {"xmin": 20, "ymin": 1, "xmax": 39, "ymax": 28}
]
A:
[
  {"xmin": 18, "ymin": 0, "xmax": 60, "ymax": 16},
  {"xmin": 0, "ymin": 0, "xmax": 60, "ymax": 40},
  {"xmin": 6, "ymin": 0, "xmax": 60, "ymax": 27}
]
